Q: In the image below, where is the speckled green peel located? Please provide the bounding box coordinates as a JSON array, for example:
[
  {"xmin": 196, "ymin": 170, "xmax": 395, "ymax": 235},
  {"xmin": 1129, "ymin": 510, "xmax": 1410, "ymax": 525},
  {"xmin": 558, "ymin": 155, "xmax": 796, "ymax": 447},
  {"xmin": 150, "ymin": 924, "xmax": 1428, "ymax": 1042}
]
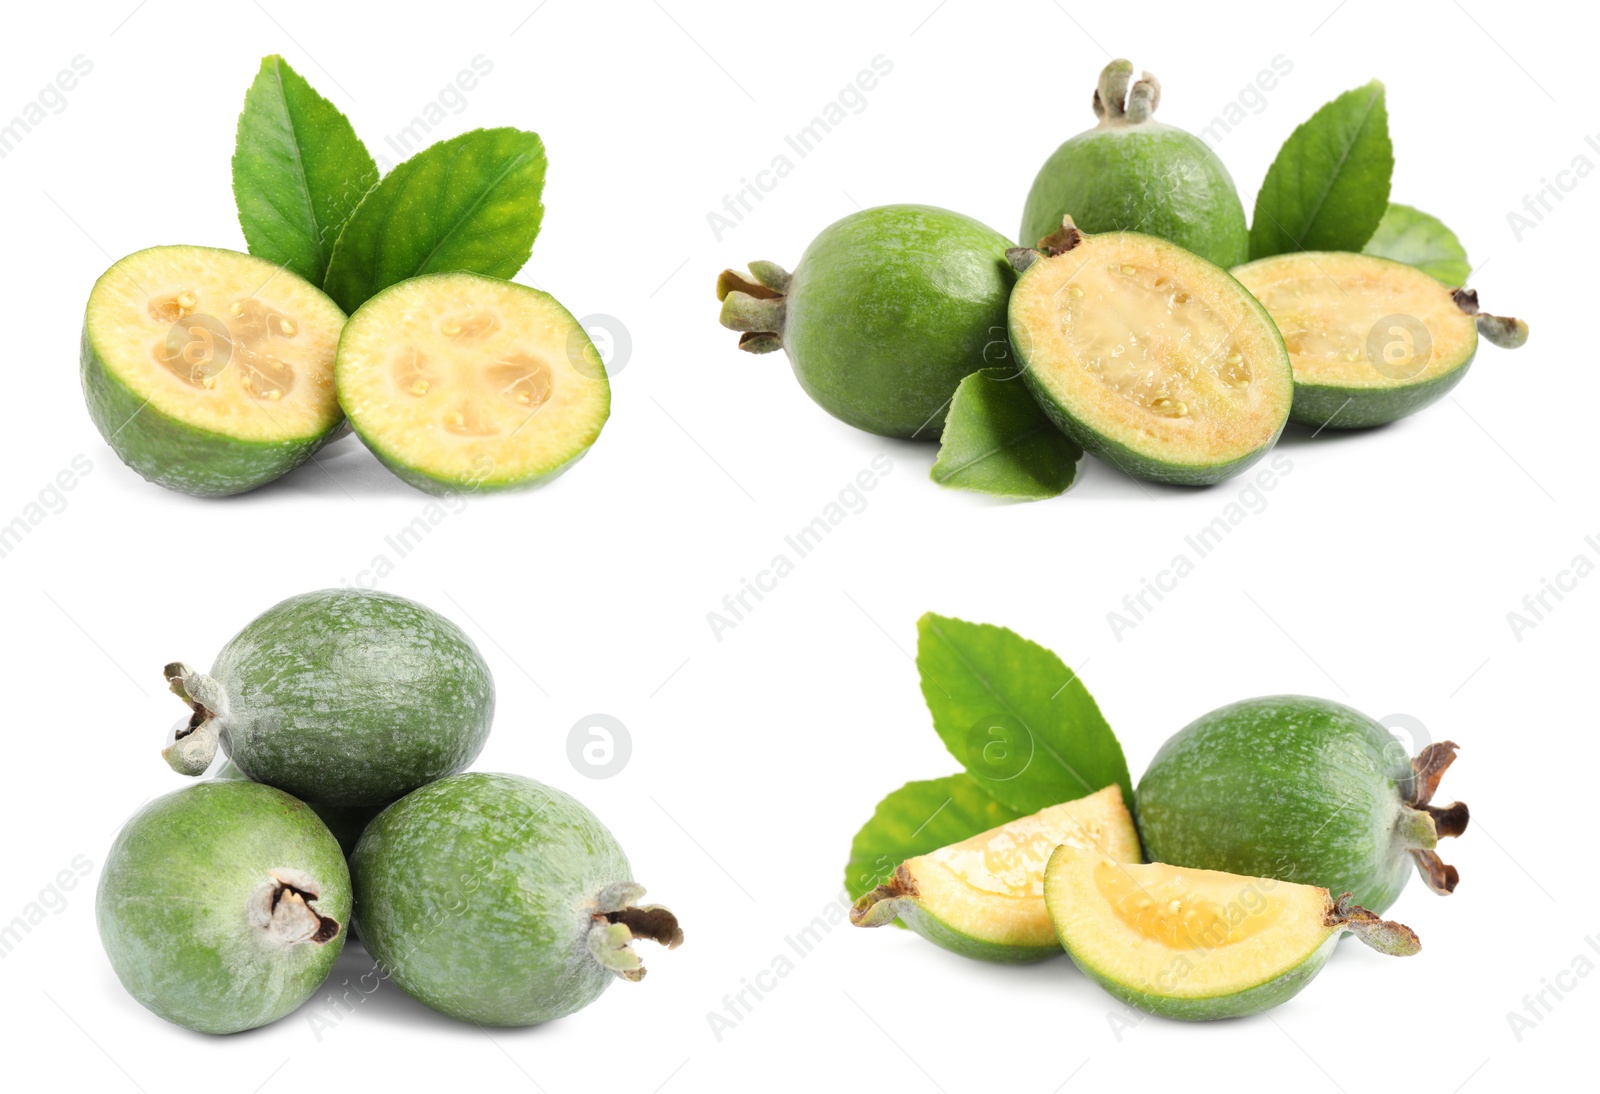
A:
[
  {"xmin": 96, "ymin": 781, "xmax": 349, "ymax": 1034},
  {"xmin": 351, "ymin": 773, "xmax": 684, "ymax": 1026},
  {"xmin": 164, "ymin": 589, "xmax": 494, "ymax": 806}
]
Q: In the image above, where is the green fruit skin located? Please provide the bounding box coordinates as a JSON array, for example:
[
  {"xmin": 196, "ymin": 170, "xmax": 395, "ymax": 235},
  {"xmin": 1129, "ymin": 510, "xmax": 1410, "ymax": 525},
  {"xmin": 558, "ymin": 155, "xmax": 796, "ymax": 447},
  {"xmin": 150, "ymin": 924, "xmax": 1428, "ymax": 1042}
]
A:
[
  {"xmin": 783, "ymin": 205, "xmax": 1014, "ymax": 439},
  {"xmin": 896, "ymin": 902, "xmax": 1059, "ymax": 964},
  {"xmin": 212, "ymin": 760, "xmax": 379, "ymax": 860},
  {"xmin": 352, "ymin": 772, "xmax": 634, "ymax": 1026},
  {"xmin": 96, "ymin": 781, "xmax": 350, "ymax": 1034},
  {"xmin": 1136, "ymin": 696, "xmax": 1417, "ymax": 913},
  {"xmin": 1020, "ymin": 124, "xmax": 1249, "ymax": 268},
  {"xmin": 214, "ymin": 589, "xmax": 494, "ymax": 807},
  {"xmin": 1289, "ymin": 349, "xmax": 1475, "ymax": 429},
  {"xmin": 80, "ymin": 325, "xmax": 337, "ymax": 497}
]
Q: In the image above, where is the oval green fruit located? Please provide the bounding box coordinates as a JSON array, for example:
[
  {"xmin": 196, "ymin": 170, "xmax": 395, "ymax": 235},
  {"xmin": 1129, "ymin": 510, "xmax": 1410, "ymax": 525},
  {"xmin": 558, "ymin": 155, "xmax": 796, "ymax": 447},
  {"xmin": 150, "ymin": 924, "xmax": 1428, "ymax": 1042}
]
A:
[
  {"xmin": 81, "ymin": 245, "xmax": 347, "ymax": 496},
  {"xmin": 351, "ymin": 772, "xmax": 683, "ymax": 1026},
  {"xmin": 97, "ymin": 780, "xmax": 349, "ymax": 1034},
  {"xmin": 1008, "ymin": 221, "xmax": 1291, "ymax": 484},
  {"xmin": 717, "ymin": 204, "xmax": 1014, "ymax": 439},
  {"xmin": 1135, "ymin": 695, "xmax": 1470, "ymax": 913},
  {"xmin": 163, "ymin": 588, "xmax": 494, "ymax": 807},
  {"xmin": 1020, "ymin": 60, "xmax": 1248, "ymax": 267}
]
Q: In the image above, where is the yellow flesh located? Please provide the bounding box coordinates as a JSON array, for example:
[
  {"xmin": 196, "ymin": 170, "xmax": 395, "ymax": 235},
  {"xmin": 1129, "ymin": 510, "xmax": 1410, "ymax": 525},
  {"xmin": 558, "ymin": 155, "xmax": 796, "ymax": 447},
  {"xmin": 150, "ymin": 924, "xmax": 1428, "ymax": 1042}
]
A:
[
  {"xmin": 906, "ymin": 785, "xmax": 1140, "ymax": 947},
  {"xmin": 1235, "ymin": 252, "xmax": 1476, "ymax": 388},
  {"xmin": 87, "ymin": 247, "xmax": 344, "ymax": 440},
  {"xmin": 336, "ymin": 275, "xmax": 608, "ymax": 483},
  {"xmin": 1014, "ymin": 235, "xmax": 1290, "ymax": 461},
  {"xmin": 1046, "ymin": 845, "xmax": 1333, "ymax": 999}
]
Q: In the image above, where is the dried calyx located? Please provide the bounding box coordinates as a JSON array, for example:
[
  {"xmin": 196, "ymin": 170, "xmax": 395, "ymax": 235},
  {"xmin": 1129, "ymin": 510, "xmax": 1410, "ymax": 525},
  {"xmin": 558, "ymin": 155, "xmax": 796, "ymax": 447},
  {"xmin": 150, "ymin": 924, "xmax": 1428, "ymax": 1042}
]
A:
[
  {"xmin": 1325, "ymin": 892, "xmax": 1421, "ymax": 956},
  {"xmin": 1092, "ymin": 59, "xmax": 1162, "ymax": 127},
  {"xmin": 716, "ymin": 262, "xmax": 790, "ymax": 354},
  {"xmin": 1399, "ymin": 741, "xmax": 1471, "ymax": 894},
  {"xmin": 162, "ymin": 662, "xmax": 227, "ymax": 776},
  {"xmin": 248, "ymin": 868, "xmax": 341, "ymax": 946},
  {"xmin": 1452, "ymin": 288, "xmax": 1529, "ymax": 349},
  {"xmin": 1006, "ymin": 215, "xmax": 1088, "ymax": 274},
  {"xmin": 585, "ymin": 881, "xmax": 684, "ymax": 982}
]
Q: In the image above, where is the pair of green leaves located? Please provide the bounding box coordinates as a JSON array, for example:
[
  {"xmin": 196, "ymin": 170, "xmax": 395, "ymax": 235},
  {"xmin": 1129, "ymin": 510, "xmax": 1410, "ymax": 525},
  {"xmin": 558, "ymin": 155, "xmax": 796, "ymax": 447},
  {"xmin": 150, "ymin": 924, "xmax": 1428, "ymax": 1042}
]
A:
[
  {"xmin": 843, "ymin": 614, "xmax": 1132, "ymax": 901},
  {"xmin": 231, "ymin": 56, "xmax": 546, "ymax": 314}
]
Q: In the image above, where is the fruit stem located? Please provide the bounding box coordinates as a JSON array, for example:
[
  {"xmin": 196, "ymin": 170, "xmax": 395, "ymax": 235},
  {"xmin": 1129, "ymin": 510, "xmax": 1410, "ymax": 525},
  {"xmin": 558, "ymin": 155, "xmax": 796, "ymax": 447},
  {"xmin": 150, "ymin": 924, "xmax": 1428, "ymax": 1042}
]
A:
[
  {"xmin": 717, "ymin": 264, "xmax": 789, "ymax": 355},
  {"xmin": 162, "ymin": 662, "xmax": 227, "ymax": 776},
  {"xmin": 586, "ymin": 881, "xmax": 683, "ymax": 983},
  {"xmin": 1452, "ymin": 288, "xmax": 1529, "ymax": 349},
  {"xmin": 1328, "ymin": 892, "xmax": 1421, "ymax": 956},
  {"xmin": 849, "ymin": 864, "xmax": 916, "ymax": 928},
  {"xmin": 1399, "ymin": 740, "xmax": 1469, "ymax": 894},
  {"xmin": 1092, "ymin": 59, "xmax": 1161, "ymax": 127}
]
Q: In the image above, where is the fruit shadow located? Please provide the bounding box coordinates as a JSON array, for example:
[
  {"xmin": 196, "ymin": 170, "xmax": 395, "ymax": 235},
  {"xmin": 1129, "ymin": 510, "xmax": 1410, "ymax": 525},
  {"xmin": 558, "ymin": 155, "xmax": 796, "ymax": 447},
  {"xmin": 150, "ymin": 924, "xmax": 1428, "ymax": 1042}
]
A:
[
  {"xmin": 1272, "ymin": 419, "xmax": 1397, "ymax": 447},
  {"xmin": 264, "ymin": 433, "xmax": 428, "ymax": 498}
]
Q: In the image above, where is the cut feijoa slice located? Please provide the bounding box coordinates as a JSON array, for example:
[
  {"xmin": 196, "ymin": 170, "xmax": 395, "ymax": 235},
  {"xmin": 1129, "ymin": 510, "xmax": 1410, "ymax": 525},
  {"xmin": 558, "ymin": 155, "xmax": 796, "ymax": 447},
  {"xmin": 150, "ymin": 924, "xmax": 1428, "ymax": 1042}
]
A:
[
  {"xmin": 1044, "ymin": 842, "xmax": 1420, "ymax": 1020},
  {"xmin": 1234, "ymin": 251, "xmax": 1528, "ymax": 429},
  {"xmin": 335, "ymin": 272, "xmax": 610, "ymax": 494},
  {"xmin": 81, "ymin": 245, "xmax": 346, "ymax": 496},
  {"xmin": 1008, "ymin": 220, "xmax": 1291, "ymax": 485},
  {"xmin": 849, "ymin": 785, "xmax": 1139, "ymax": 963}
]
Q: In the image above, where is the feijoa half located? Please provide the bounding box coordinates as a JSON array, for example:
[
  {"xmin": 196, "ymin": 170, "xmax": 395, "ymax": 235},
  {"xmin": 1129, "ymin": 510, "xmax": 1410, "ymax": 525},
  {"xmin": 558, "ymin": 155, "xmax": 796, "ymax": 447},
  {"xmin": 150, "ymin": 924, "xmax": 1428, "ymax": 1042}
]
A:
[
  {"xmin": 1135, "ymin": 696, "xmax": 1469, "ymax": 914},
  {"xmin": 1234, "ymin": 251, "xmax": 1528, "ymax": 428},
  {"xmin": 850, "ymin": 785, "xmax": 1139, "ymax": 963},
  {"xmin": 335, "ymin": 272, "xmax": 610, "ymax": 494},
  {"xmin": 81, "ymin": 245, "xmax": 347, "ymax": 496},
  {"xmin": 717, "ymin": 204, "xmax": 1014, "ymax": 439},
  {"xmin": 97, "ymin": 781, "xmax": 349, "ymax": 1034},
  {"xmin": 352, "ymin": 772, "xmax": 683, "ymax": 1026},
  {"xmin": 1044, "ymin": 840, "xmax": 1419, "ymax": 1021},
  {"xmin": 163, "ymin": 588, "xmax": 494, "ymax": 808},
  {"xmin": 1008, "ymin": 219, "xmax": 1292, "ymax": 485}
]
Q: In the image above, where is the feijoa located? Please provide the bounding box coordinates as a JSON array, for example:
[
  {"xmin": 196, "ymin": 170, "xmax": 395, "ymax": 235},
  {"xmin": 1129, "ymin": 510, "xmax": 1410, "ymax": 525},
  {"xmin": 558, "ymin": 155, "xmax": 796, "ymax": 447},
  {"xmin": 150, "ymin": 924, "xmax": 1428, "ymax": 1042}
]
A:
[
  {"xmin": 1020, "ymin": 60, "xmax": 1249, "ymax": 269},
  {"xmin": 351, "ymin": 772, "xmax": 683, "ymax": 1026},
  {"xmin": 335, "ymin": 272, "xmax": 611, "ymax": 494},
  {"xmin": 97, "ymin": 780, "xmax": 349, "ymax": 1034},
  {"xmin": 1008, "ymin": 219, "xmax": 1292, "ymax": 485},
  {"xmin": 1135, "ymin": 696, "xmax": 1470, "ymax": 913},
  {"xmin": 1044, "ymin": 839, "xmax": 1419, "ymax": 1021},
  {"xmin": 1234, "ymin": 251, "xmax": 1528, "ymax": 428},
  {"xmin": 850, "ymin": 785, "xmax": 1139, "ymax": 963},
  {"xmin": 163, "ymin": 588, "xmax": 494, "ymax": 807},
  {"xmin": 81, "ymin": 245, "xmax": 347, "ymax": 496},
  {"xmin": 717, "ymin": 204, "xmax": 1014, "ymax": 439}
]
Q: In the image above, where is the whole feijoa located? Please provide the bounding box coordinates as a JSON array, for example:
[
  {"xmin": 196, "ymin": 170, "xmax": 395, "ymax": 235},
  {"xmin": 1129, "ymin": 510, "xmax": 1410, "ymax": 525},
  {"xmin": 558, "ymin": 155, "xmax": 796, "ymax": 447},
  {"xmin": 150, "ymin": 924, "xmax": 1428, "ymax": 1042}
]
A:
[
  {"xmin": 163, "ymin": 588, "xmax": 494, "ymax": 807},
  {"xmin": 1135, "ymin": 695, "xmax": 1469, "ymax": 913},
  {"xmin": 717, "ymin": 204, "xmax": 1014, "ymax": 439},
  {"xmin": 1020, "ymin": 60, "xmax": 1249, "ymax": 267},
  {"xmin": 97, "ymin": 781, "xmax": 349, "ymax": 1034},
  {"xmin": 352, "ymin": 772, "xmax": 683, "ymax": 1026}
]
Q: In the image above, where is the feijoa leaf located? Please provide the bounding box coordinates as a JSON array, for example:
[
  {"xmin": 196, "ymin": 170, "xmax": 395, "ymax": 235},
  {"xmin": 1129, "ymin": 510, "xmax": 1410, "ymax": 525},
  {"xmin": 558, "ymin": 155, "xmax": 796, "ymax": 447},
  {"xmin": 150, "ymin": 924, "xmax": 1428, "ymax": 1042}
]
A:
[
  {"xmin": 843, "ymin": 773, "xmax": 1022, "ymax": 902},
  {"xmin": 931, "ymin": 368, "xmax": 1084, "ymax": 500},
  {"xmin": 917, "ymin": 613, "xmax": 1132, "ymax": 814},
  {"xmin": 1363, "ymin": 203, "xmax": 1471, "ymax": 286},
  {"xmin": 323, "ymin": 127, "xmax": 546, "ymax": 313},
  {"xmin": 1249, "ymin": 80, "xmax": 1393, "ymax": 259},
  {"xmin": 233, "ymin": 55, "xmax": 378, "ymax": 285}
]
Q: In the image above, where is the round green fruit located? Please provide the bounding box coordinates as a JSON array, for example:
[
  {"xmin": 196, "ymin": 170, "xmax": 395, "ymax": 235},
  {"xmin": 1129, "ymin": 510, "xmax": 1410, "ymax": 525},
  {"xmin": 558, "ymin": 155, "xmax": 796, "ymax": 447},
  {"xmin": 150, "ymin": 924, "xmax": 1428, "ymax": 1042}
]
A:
[
  {"xmin": 1020, "ymin": 60, "xmax": 1249, "ymax": 267},
  {"xmin": 97, "ymin": 780, "xmax": 349, "ymax": 1034},
  {"xmin": 1135, "ymin": 695, "xmax": 1470, "ymax": 914},
  {"xmin": 81, "ymin": 245, "xmax": 347, "ymax": 496},
  {"xmin": 335, "ymin": 272, "xmax": 611, "ymax": 494},
  {"xmin": 717, "ymin": 204, "xmax": 1014, "ymax": 439},
  {"xmin": 351, "ymin": 772, "xmax": 683, "ymax": 1026},
  {"xmin": 163, "ymin": 588, "xmax": 494, "ymax": 807},
  {"xmin": 1234, "ymin": 251, "xmax": 1529, "ymax": 429},
  {"xmin": 1007, "ymin": 220, "xmax": 1291, "ymax": 485}
]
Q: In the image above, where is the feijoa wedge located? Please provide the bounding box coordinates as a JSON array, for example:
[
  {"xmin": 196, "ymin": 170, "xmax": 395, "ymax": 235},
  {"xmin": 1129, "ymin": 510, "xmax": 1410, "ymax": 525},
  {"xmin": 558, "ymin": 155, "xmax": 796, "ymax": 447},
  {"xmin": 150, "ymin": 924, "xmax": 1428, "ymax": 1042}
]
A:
[
  {"xmin": 1044, "ymin": 841, "xmax": 1420, "ymax": 1020},
  {"xmin": 1008, "ymin": 219, "xmax": 1292, "ymax": 485},
  {"xmin": 335, "ymin": 272, "xmax": 610, "ymax": 494},
  {"xmin": 81, "ymin": 245, "xmax": 346, "ymax": 496},
  {"xmin": 851, "ymin": 785, "xmax": 1139, "ymax": 963},
  {"xmin": 1234, "ymin": 251, "xmax": 1528, "ymax": 428}
]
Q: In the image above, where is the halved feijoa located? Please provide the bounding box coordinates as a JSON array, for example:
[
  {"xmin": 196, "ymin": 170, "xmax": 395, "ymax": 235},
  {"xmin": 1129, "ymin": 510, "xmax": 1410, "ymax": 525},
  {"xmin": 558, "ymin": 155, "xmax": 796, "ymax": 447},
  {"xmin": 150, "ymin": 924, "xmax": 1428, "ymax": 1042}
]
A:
[
  {"xmin": 849, "ymin": 785, "xmax": 1139, "ymax": 963},
  {"xmin": 81, "ymin": 245, "xmax": 346, "ymax": 496},
  {"xmin": 1234, "ymin": 251, "xmax": 1528, "ymax": 429},
  {"xmin": 1044, "ymin": 842, "xmax": 1420, "ymax": 1021},
  {"xmin": 335, "ymin": 272, "xmax": 610, "ymax": 494},
  {"xmin": 1008, "ymin": 220, "xmax": 1291, "ymax": 485}
]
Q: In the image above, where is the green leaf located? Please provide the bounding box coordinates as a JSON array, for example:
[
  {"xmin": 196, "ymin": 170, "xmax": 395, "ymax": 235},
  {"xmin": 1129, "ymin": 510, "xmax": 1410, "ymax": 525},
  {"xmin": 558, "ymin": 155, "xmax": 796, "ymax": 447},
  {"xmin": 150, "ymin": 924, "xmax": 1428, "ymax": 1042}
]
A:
[
  {"xmin": 917, "ymin": 613, "xmax": 1132, "ymax": 814},
  {"xmin": 1363, "ymin": 202, "xmax": 1471, "ymax": 286},
  {"xmin": 843, "ymin": 773, "xmax": 1022, "ymax": 903},
  {"xmin": 931, "ymin": 369, "xmax": 1084, "ymax": 500},
  {"xmin": 322, "ymin": 127, "xmax": 547, "ymax": 313},
  {"xmin": 232, "ymin": 55, "xmax": 378, "ymax": 286},
  {"xmin": 1249, "ymin": 80, "xmax": 1393, "ymax": 260}
]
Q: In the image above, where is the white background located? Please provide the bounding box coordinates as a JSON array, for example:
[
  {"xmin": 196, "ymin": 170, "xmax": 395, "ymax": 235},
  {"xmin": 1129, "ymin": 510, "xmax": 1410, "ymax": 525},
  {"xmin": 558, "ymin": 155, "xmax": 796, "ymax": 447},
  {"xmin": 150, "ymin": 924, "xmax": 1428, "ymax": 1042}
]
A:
[{"xmin": 1, "ymin": 1, "xmax": 1592, "ymax": 1090}]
